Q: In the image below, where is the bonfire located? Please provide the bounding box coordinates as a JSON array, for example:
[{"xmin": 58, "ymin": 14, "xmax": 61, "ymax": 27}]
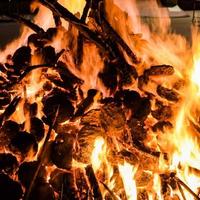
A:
[{"xmin": 0, "ymin": 0, "xmax": 200, "ymax": 200}]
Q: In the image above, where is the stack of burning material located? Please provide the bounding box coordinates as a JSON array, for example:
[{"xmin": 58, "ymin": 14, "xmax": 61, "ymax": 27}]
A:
[{"xmin": 0, "ymin": 0, "xmax": 200, "ymax": 200}]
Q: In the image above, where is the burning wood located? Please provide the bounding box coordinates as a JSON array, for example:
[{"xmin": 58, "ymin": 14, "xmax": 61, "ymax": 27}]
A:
[{"xmin": 0, "ymin": 0, "xmax": 200, "ymax": 200}]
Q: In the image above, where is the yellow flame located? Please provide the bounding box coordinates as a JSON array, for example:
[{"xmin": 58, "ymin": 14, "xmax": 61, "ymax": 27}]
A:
[
  {"xmin": 58, "ymin": 0, "xmax": 85, "ymax": 15},
  {"xmin": 118, "ymin": 162, "xmax": 137, "ymax": 200},
  {"xmin": 91, "ymin": 137, "xmax": 105, "ymax": 172}
]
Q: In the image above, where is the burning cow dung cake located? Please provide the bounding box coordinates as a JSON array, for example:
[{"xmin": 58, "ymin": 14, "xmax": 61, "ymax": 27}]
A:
[{"xmin": 0, "ymin": 0, "xmax": 200, "ymax": 200}]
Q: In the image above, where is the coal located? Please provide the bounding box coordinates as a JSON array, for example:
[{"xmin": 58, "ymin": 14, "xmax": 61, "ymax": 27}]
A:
[
  {"xmin": 0, "ymin": 153, "xmax": 18, "ymax": 174},
  {"xmin": 98, "ymin": 60, "xmax": 118, "ymax": 93},
  {"xmin": 29, "ymin": 102, "xmax": 38, "ymax": 117},
  {"xmin": 18, "ymin": 161, "xmax": 46, "ymax": 188},
  {"xmin": 42, "ymin": 89, "xmax": 74, "ymax": 124},
  {"xmin": 118, "ymin": 63, "xmax": 138, "ymax": 87},
  {"xmin": 133, "ymin": 97, "xmax": 151, "ymax": 120},
  {"xmin": 128, "ymin": 118, "xmax": 147, "ymax": 142},
  {"xmin": 28, "ymin": 33, "xmax": 45, "ymax": 48},
  {"xmin": 115, "ymin": 89, "xmax": 141, "ymax": 110},
  {"xmin": 45, "ymin": 27, "xmax": 58, "ymax": 41},
  {"xmin": 0, "ymin": 173, "xmax": 23, "ymax": 200},
  {"xmin": 138, "ymin": 74, "xmax": 149, "ymax": 90},
  {"xmin": 43, "ymin": 81, "xmax": 53, "ymax": 91},
  {"xmin": 50, "ymin": 169, "xmax": 79, "ymax": 199},
  {"xmin": 100, "ymin": 96, "xmax": 121, "ymax": 105},
  {"xmin": 28, "ymin": 179, "xmax": 55, "ymax": 200},
  {"xmin": 30, "ymin": 117, "xmax": 45, "ymax": 142},
  {"xmin": 0, "ymin": 120, "xmax": 21, "ymax": 141},
  {"xmin": 147, "ymin": 65, "xmax": 174, "ymax": 76},
  {"xmin": 41, "ymin": 46, "xmax": 57, "ymax": 64},
  {"xmin": 80, "ymin": 109, "xmax": 101, "ymax": 127},
  {"xmin": 12, "ymin": 46, "xmax": 31, "ymax": 68},
  {"xmin": 152, "ymin": 121, "xmax": 173, "ymax": 132},
  {"xmin": 0, "ymin": 90, "xmax": 11, "ymax": 108},
  {"xmin": 152, "ymin": 105, "xmax": 172, "ymax": 120},
  {"xmin": 51, "ymin": 133, "xmax": 74, "ymax": 169},
  {"xmin": 157, "ymin": 85, "xmax": 179, "ymax": 102},
  {"xmin": 72, "ymin": 89, "xmax": 99, "ymax": 120},
  {"xmin": 9, "ymin": 131, "xmax": 38, "ymax": 156},
  {"xmin": 100, "ymin": 103, "xmax": 126, "ymax": 131}
]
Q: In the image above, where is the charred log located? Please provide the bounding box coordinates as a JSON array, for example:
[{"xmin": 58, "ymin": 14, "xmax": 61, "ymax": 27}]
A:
[
  {"xmin": 50, "ymin": 169, "xmax": 79, "ymax": 199},
  {"xmin": 85, "ymin": 164, "xmax": 103, "ymax": 200},
  {"xmin": 9, "ymin": 131, "xmax": 38, "ymax": 157},
  {"xmin": 72, "ymin": 89, "xmax": 100, "ymax": 120},
  {"xmin": 30, "ymin": 117, "xmax": 45, "ymax": 142},
  {"xmin": 18, "ymin": 161, "xmax": 46, "ymax": 188},
  {"xmin": 146, "ymin": 65, "xmax": 174, "ymax": 76},
  {"xmin": 28, "ymin": 179, "xmax": 55, "ymax": 200},
  {"xmin": 0, "ymin": 153, "xmax": 18, "ymax": 174},
  {"xmin": 50, "ymin": 133, "xmax": 74, "ymax": 169},
  {"xmin": 0, "ymin": 173, "xmax": 23, "ymax": 200},
  {"xmin": 157, "ymin": 85, "xmax": 179, "ymax": 102}
]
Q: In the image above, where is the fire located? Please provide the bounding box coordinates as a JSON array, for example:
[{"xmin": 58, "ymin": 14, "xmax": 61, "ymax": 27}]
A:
[
  {"xmin": 118, "ymin": 162, "xmax": 137, "ymax": 200},
  {"xmin": 91, "ymin": 136, "xmax": 105, "ymax": 172},
  {"xmin": 2, "ymin": 0, "xmax": 200, "ymax": 199}
]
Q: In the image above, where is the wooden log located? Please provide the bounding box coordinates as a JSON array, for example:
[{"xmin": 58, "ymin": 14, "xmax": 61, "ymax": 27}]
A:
[{"xmin": 85, "ymin": 164, "xmax": 103, "ymax": 200}]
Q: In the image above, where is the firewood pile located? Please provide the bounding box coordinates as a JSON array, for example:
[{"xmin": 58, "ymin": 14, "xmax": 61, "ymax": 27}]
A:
[{"xmin": 0, "ymin": 0, "xmax": 199, "ymax": 200}]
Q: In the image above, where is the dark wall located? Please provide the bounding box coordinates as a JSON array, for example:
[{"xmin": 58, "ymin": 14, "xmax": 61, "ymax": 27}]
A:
[{"xmin": 0, "ymin": 0, "xmax": 33, "ymax": 14}]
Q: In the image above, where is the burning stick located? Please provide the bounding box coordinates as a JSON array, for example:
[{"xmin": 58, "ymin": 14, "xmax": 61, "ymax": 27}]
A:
[
  {"xmin": 4, "ymin": 64, "xmax": 55, "ymax": 89},
  {"xmin": 175, "ymin": 177, "xmax": 200, "ymax": 200},
  {"xmin": 97, "ymin": 1, "xmax": 138, "ymax": 63},
  {"xmin": 3, "ymin": 13, "xmax": 45, "ymax": 35},
  {"xmin": 100, "ymin": 181, "xmax": 119, "ymax": 200},
  {"xmin": 38, "ymin": 0, "xmax": 118, "ymax": 57},
  {"xmin": 23, "ymin": 106, "xmax": 60, "ymax": 200},
  {"xmin": 0, "ymin": 96, "xmax": 21, "ymax": 128},
  {"xmin": 76, "ymin": 0, "xmax": 92, "ymax": 66},
  {"xmin": 177, "ymin": 180, "xmax": 187, "ymax": 200},
  {"xmin": 5, "ymin": 50, "xmax": 65, "ymax": 89},
  {"xmin": 85, "ymin": 164, "xmax": 103, "ymax": 200}
]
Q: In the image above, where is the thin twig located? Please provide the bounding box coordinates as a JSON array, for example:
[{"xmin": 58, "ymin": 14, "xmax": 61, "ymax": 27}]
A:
[
  {"xmin": 24, "ymin": 105, "xmax": 60, "ymax": 200},
  {"xmin": 3, "ymin": 13, "xmax": 45, "ymax": 35},
  {"xmin": 0, "ymin": 96, "xmax": 21, "ymax": 128},
  {"xmin": 177, "ymin": 181, "xmax": 187, "ymax": 200},
  {"xmin": 39, "ymin": 0, "xmax": 115, "ymax": 58},
  {"xmin": 175, "ymin": 177, "xmax": 200, "ymax": 200},
  {"xmin": 100, "ymin": 181, "xmax": 119, "ymax": 200},
  {"xmin": 97, "ymin": 1, "xmax": 138, "ymax": 63},
  {"xmin": 5, "ymin": 64, "xmax": 56, "ymax": 89},
  {"xmin": 76, "ymin": 0, "xmax": 92, "ymax": 67},
  {"xmin": 85, "ymin": 165, "xmax": 103, "ymax": 200}
]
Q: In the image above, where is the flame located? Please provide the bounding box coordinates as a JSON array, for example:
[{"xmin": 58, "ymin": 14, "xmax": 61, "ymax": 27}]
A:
[
  {"xmin": 58, "ymin": 0, "xmax": 85, "ymax": 15},
  {"xmin": 91, "ymin": 136, "xmax": 105, "ymax": 172},
  {"xmin": 118, "ymin": 162, "xmax": 137, "ymax": 200}
]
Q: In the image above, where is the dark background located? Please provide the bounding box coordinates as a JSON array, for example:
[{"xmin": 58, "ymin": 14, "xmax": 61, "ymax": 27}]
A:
[{"xmin": 0, "ymin": 0, "xmax": 196, "ymax": 48}]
